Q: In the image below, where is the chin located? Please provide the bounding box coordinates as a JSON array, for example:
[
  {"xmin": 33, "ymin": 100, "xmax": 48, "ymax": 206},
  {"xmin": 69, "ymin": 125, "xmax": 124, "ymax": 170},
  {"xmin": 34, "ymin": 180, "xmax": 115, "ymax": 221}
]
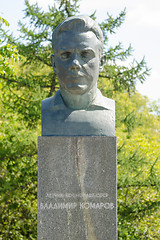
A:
[{"xmin": 67, "ymin": 85, "xmax": 89, "ymax": 95}]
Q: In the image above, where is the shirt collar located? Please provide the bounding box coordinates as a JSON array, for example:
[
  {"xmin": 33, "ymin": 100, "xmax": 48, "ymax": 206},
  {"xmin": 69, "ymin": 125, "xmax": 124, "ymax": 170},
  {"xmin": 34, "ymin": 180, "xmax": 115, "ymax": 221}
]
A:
[{"xmin": 50, "ymin": 89, "xmax": 111, "ymax": 110}]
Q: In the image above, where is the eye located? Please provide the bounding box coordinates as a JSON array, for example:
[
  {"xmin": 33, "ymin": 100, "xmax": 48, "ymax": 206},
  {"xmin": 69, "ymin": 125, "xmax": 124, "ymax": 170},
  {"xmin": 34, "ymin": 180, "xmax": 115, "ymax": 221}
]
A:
[
  {"xmin": 81, "ymin": 50, "xmax": 95, "ymax": 60},
  {"xmin": 81, "ymin": 51, "xmax": 90, "ymax": 58},
  {"xmin": 60, "ymin": 51, "xmax": 72, "ymax": 60}
]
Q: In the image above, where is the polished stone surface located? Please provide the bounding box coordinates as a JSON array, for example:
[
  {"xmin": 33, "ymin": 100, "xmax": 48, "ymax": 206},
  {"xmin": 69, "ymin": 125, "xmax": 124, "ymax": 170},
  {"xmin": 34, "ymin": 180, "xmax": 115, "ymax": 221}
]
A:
[{"xmin": 38, "ymin": 136, "xmax": 117, "ymax": 240}]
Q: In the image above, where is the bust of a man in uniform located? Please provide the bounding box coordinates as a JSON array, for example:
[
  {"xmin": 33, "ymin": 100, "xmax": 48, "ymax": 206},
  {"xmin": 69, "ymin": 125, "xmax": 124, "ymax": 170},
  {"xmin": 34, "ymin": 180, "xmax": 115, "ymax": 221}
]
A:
[{"xmin": 42, "ymin": 15, "xmax": 115, "ymax": 136}]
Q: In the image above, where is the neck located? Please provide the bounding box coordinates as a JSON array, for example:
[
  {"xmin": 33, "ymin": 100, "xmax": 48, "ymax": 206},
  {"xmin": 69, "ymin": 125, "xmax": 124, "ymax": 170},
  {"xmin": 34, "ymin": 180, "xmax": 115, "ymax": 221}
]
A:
[{"xmin": 60, "ymin": 85, "xmax": 97, "ymax": 109}]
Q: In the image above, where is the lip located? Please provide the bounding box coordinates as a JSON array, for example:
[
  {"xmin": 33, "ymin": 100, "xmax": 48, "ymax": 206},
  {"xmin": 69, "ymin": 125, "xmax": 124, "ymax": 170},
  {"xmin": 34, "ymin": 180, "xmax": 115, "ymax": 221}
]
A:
[
  {"xmin": 70, "ymin": 76, "xmax": 83, "ymax": 79},
  {"xmin": 67, "ymin": 83, "xmax": 87, "ymax": 88},
  {"xmin": 67, "ymin": 75, "xmax": 85, "ymax": 83},
  {"xmin": 67, "ymin": 77, "xmax": 87, "ymax": 86},
  {"xmin": 68, "ymin": 71, "xmax": 86, "ymax": 78}
]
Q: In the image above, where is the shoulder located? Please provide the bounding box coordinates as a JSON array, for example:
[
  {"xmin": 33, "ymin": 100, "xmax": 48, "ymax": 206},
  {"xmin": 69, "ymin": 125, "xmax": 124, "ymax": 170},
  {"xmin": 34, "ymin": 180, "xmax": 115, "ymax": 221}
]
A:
[
  {"xmin": 42, "ymin": 96, "xmax": 56, "ymax": 114},
  {"xmin": 42, "ymin": 90, "xmax": 61, "ymax": 110},
  {"xmin": 103, "ymin": 95, "xmax": 115, "ymax": 112},
  {"xmin": 95, "ymin": 89, "xmax": 115, "ymax": 111},
  {"xmin": 42, "ymin": 96, "xmax": 54, "ymax": 109}
]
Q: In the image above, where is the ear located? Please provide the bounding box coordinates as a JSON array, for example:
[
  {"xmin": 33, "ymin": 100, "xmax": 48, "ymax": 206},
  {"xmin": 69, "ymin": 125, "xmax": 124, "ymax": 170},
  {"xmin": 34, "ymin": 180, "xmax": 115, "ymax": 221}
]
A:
[
  {"xmin": 51, "ymin": 54, "xmax": 57, "ymax": 73},
  {"xmin": 99, "ymin": 54, "xmax": 106, "ymax": 72}
]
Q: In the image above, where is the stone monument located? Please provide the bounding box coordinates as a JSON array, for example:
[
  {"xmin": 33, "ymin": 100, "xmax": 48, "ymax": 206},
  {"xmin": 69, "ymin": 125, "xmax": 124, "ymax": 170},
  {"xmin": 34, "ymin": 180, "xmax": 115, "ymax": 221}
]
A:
[{"xmin": 38, "ymin": 15, "xmax": 117, "ymax": 240}]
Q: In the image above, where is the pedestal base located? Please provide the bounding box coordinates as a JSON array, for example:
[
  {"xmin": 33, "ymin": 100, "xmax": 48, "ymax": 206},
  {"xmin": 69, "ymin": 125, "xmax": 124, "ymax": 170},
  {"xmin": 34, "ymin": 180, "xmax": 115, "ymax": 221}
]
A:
[{"xmin": 38, "ymin": 136, "xmax": 117, "ymax": 240}]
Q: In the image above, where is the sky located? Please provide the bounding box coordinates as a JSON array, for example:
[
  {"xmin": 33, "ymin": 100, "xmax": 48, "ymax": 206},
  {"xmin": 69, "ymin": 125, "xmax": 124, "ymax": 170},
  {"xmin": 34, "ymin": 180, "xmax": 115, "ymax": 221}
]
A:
[{"xmin": 1, "ymin": 0, "xmax": 160, "ymax": 101}]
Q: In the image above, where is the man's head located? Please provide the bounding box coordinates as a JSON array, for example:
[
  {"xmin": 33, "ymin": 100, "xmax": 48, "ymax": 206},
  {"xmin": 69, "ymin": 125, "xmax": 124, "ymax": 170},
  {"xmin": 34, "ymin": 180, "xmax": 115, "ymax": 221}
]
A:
[
  {"xmin": 51, "ymin": 15, "xmax": 106, "ymax": 95},
  {"xmin": 52, "ymin": 15, "xmax": 104, "ymax": 57}
]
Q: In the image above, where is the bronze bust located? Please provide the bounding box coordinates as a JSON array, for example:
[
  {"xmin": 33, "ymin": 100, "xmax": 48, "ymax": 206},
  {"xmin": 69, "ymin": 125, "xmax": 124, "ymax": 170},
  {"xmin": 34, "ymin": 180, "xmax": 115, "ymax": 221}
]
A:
[{"xmin": 42, "ymin": 16, "xmax": 115, "ymax": 136}]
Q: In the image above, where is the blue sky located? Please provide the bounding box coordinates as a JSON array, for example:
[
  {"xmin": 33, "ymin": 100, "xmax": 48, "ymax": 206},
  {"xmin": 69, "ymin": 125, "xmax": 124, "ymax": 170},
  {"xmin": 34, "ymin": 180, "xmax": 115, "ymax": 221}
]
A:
[{"xmin": 1, "ymin": 0, "xmax": 160, "ymax": 101}]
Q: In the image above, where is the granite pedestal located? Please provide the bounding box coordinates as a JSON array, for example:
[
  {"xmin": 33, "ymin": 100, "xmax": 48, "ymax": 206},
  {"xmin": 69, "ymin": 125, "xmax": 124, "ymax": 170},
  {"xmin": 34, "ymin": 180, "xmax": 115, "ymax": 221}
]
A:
[{"xmin": 38, "ymin": 136, "xmax": 117, "ymax": 240}]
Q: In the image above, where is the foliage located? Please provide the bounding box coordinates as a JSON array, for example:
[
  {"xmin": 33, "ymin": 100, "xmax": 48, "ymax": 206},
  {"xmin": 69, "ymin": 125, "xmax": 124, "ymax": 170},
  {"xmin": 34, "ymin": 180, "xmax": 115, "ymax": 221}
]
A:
[
  {"xmin": 0, "ymin": 0, "xmax": 159, "ymax": 239},
  {"xmin": 0, "ymin": 15, "xmax": 38, "ymax": 239},
  {"xmin": 114, "ymin": 92, "xmax": 160, "ymax": 239}
]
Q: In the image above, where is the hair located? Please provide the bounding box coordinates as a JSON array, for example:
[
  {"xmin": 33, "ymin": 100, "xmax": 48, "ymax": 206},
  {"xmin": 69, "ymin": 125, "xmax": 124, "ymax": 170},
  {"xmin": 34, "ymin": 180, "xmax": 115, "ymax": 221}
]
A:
[{"xmin": 52, "ymin": 15, "xmax": 104, "ymax": 55}]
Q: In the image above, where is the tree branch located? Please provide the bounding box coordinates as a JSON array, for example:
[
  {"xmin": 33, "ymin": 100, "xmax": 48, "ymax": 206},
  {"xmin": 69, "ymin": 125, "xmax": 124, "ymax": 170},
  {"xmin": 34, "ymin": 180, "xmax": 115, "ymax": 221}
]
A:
[{"xmin": 118, "ymin": 183, "xmax": 159, "ymax": 189}]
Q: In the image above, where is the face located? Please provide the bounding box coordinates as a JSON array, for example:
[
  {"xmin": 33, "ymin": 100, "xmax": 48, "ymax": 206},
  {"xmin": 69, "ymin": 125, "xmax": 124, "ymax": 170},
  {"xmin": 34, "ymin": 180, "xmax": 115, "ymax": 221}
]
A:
[{"xmin": 52, "ymin": 30, "xmax": 105, "ymax": 95}]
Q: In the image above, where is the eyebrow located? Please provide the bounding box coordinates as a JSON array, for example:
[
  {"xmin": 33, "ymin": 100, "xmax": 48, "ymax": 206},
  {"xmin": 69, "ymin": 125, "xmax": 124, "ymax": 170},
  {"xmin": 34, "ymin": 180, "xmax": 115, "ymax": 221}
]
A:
[
  {"xmin": 79, "ymin": 47, "xmax": 95, "ymax": 52},
  {"xmin": 57, "ymin": 47, "xmax": 95, "ymax": 52}
]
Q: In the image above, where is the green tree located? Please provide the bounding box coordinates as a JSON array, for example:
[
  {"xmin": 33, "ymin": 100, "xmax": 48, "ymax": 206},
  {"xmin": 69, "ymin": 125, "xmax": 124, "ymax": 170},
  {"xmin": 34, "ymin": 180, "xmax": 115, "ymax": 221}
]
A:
[
  {"xmin": 0, "ymin": 17, "xmax": 37, "ymax": 239},
  {"xmin": 0, "ymin": 0, "xmax": 159, "ymax": 239},
  {"xmin": 115, "ymin": 92, "xmax": 160, "ymax": 239}
]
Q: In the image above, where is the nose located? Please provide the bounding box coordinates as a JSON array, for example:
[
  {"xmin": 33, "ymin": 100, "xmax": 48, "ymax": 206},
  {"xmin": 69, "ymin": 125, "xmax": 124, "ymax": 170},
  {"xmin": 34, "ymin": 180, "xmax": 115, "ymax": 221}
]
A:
[{"xmin": 70, "ymin": 54, "xmax": 81, "ymax": 70}]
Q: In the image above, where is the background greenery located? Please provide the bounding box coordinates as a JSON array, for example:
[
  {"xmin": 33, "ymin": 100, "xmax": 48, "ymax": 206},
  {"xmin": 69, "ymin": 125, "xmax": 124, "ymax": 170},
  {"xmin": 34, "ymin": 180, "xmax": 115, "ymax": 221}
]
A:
[{"xmin": 0, "ymin": 0, "xmax": 160, "ymax": 239}]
